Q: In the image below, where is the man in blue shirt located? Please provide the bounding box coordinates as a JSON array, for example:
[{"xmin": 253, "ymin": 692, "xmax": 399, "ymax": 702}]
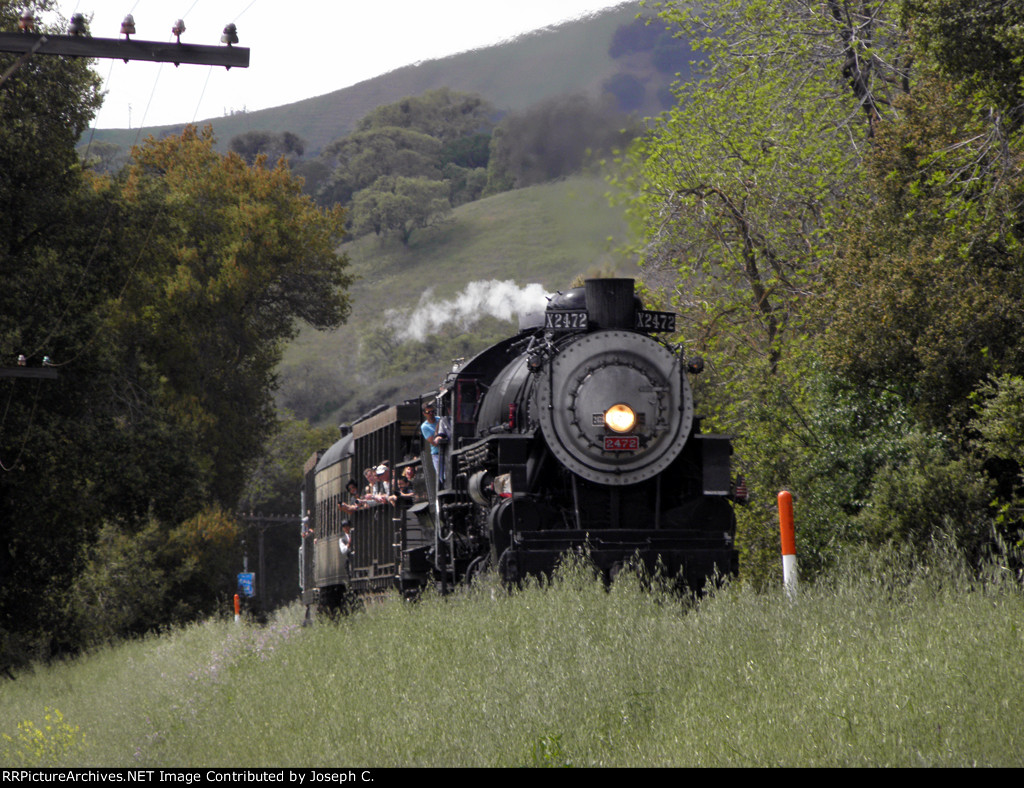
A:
[{"xmin": 420, "ymin": 402, "xmax": 445, "ymax": 484}]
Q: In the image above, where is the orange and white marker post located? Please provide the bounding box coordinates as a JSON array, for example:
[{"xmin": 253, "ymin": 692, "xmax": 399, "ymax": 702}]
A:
[
  {"xmin": 778, "ymin": 490, "xmax": 798, "ymax": 597},
  {"xmin": 234, "ymin": 593, "xmax": 241, "ymax": 623}
]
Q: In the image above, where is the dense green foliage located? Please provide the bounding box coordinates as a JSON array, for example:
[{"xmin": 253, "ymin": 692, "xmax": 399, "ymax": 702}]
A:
[
  {"xmin": 112, "ymin": 127, "xmax": 351, "ymax": 506},
  {"xmin": 314, "ymin": 84, "xmax": 641, "ymax": 244},
  {"xmin": 0, "ymin": 3, "xmax": 352, "ymax": 659},
  {"xmin": 487, "ymin": 93, "xmax": 639, "ymax": 191},
  {"xmin": 317, "ymin": 89, "xmax": 492, "ymax": 243},
  {"xmin": 353, "ymin": 87, "xmax": 492, "ymax": 144},
  {"xmin": 3, "ymin": 551, "xmax": 1022, "ymax": 766},
  {"xmin": 228, "ymin": 131, "xmax": 306, "ymax": 166},
  {"xmin": 313, "ymin": 81, "xmax": 644, "ymax": 243},
  {"xmin": 824, "ymin": 74, "xmax": 1024, "ymax": 428},
  {"xmin": 0, "ymin": 0, "xmax": 106, "ymax": 659},
  {"xmin": 320, "ymin": 125, "xmax": 447, "ymax": 206},
  {"xmin": 350, "ymin": 174, "xmax": 452, "ymax": 243},
  {"xmin": 617, "ymin": 0, "xmax": 1024, "ymax": 581},
  {"xmin": 906, "ymin": 0, "xmax": 1024, "ymax": 119},
  {"xmin": 609, "ymin": 14, "xmax": 696, "ymax": 79}
]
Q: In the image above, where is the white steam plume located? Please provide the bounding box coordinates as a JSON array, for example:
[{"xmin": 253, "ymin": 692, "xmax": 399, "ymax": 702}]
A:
[{"xmin": 387, "ymin": 280, "xmax": 553, "ymax": 342}]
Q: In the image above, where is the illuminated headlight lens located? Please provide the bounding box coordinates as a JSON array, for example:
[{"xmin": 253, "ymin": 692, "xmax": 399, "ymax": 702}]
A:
[{"xmin": 604, "ymin": 403, "xmax": 636, "ymax": 433}]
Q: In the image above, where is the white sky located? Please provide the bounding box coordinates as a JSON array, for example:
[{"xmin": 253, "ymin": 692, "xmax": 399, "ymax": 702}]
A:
[{"xmin": 43, "ymin": 1, "xmax": 631, "ymax": 129}]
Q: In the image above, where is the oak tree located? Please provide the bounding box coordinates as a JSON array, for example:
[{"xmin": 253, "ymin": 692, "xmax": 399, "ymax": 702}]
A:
[{"xmin": 350, "ymin": 175, "xmax": 451, "ymax": 245}]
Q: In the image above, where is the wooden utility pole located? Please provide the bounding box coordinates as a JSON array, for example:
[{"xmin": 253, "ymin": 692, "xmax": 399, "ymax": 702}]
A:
[
  {"xmin": 1, "ymin": 9, "xmax": 248, "ymax": 87},
  {"xmin": 0, "ymin": 367, "xmax": 58, "ymax": 380},
  {"xmin": 1, "ymin": 11, "xmax": 248, "ymax": 90},
  {"xmin": 0, "ymin": 31, "xmax": 249, "ymax": 69}
]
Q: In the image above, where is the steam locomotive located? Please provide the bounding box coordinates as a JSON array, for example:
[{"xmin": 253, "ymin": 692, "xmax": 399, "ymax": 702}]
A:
[{"xmin": 300, "ymin": 278, "xmax": 738, "ymax": 612}]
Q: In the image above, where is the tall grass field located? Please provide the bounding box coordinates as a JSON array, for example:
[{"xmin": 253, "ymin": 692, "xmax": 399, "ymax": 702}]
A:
[{"xmin": 2, "ymin": 551, "xmax": 1022, "ymax": 767}]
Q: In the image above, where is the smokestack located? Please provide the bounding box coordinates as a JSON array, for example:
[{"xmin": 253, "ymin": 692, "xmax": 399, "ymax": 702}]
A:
[{"xmin": 585, "ymin": 278, "xmax": 636, "ymax": 330}]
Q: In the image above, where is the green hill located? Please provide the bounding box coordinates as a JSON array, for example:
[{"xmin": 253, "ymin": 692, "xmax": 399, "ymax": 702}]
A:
[
  {"xmin": 84, "ymin": 5, "xmax": 660, "ymax": 156},
  {"xmin": 80, "ymin": 2, "xmax": 698, "ymax": 161},
  {"xmin": 278, "ymin": 174, "xmax": 636, "ymax": 426}
]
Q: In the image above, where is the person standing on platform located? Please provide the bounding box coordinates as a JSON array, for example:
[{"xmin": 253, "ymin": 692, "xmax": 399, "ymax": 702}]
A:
[{"xmin": 420, "ymin": 402, "xmax": 446, "ymax": 485}]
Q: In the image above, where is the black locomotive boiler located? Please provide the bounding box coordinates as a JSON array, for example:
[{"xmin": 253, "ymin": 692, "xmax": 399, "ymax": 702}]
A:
[{"xmin": 300, "ymin": 278, "xmax": 738, "ymax": 611}]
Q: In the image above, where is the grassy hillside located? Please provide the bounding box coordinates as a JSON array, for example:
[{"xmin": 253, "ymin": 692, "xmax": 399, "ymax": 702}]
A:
[
  {"xmin": 3, "ymin": 550, "xmax": 1022, "ymax": 766},
  {"xmin": 85, "ymin": 4, "xmax": 648, "ymax": 156},
  {"xmin": 278, "ymin": 174, "xmax": 637, "ymax": 425}
]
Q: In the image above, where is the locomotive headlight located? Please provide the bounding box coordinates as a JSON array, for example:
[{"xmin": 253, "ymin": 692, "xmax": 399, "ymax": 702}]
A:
[{"xmin": 604, "ymin": 403, "xmax": 636, "ymax": 433}]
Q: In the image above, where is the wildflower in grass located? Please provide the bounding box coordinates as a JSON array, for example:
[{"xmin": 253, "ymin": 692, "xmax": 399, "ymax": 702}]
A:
[{"xmin": 0, "ymin": 707, "xmax": 83, "ymax": 766}]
